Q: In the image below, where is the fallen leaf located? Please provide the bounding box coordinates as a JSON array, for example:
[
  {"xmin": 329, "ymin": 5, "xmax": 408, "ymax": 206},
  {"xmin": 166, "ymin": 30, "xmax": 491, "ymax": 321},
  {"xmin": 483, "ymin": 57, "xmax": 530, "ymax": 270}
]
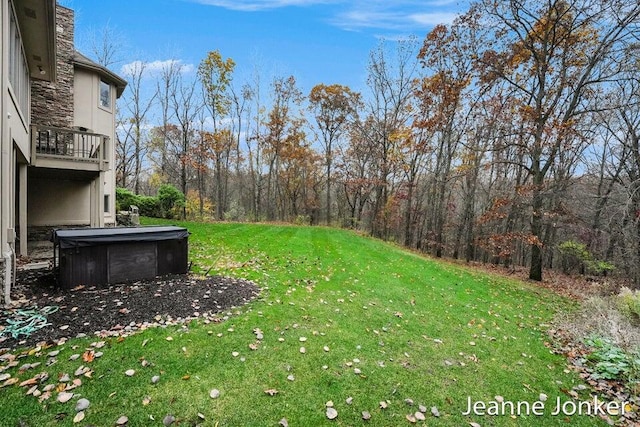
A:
[
  {"xmin": 57, "ymin": 391, "xmax": 74, "ymax": 403},
  {"xmin": 82, "ymin": 351, "xmax": 95, "ymax": 363},
  {"xmin": 279, "ymin": 418, "xmax": 289, "ymax": 427},
  {"xmin": 73, "ymin": 411, "xmax": 85, "ymax": 423},
  {"xmin": 431, "ymin": 406, "xmax": 440, "ymax": 417},
  {"xmin": 362, "ymin": 411, "xmax": 371, "ymax": 420},
  {"xmin": 116, "ymin": 415, "xmax": 128, "ymax": 425},
  {"xmin": 415, "ymin": 411, "xmax": 426, "ymax": 421},
  {"xmin": 125, "ymin": 369, "xmax": 135, "ymax": 377},
  {"xmin": 264, "ymin": 388, "xmax": 278, "ymax": 396},
  {"xmin": 209, "ymin": 389, "xmax": 220, "ymax": 399},
  {"xmin": 142, "ymin": 396, "xmax": 151, "ymax": 406},
  {"xmin": 379, "ymin": 401, "xmax": 388, "ymax": 409},
  {"xmin": 182, "ymin": 375, "xmax": 190, "ymax": 380},
  {"xmin": 406, "ymin": 414, "xmax": 416, "ymax": 423},
  {"xmin": 1, "ymin": 377, "xmax": 19, "ymax": 387},
  {"xmin": 19, "ymin": 377, "xmax": 38, "ymax": 387},
  {"xmin": 469, "ymin": 423, "xmax": 481, "ymax": 427}
]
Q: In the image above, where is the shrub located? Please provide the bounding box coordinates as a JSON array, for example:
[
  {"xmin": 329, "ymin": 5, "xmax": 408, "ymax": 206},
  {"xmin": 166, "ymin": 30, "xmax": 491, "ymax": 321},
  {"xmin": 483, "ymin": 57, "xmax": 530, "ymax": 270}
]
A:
[
  {"xmin": 185, "ymin": 189, "xmax": 214, "ymax": 220},
  {"xmin": 137, "ymin": 195, "xmax": 161, "ymax": 217},
  {"xmin": 224, "ymin": 200, "xmax": 246, "ymax": 222},
  {"xmin": 115, "ymin": 187, "xmax": 138, "ymax": 212},
  {"xmin": 558, "ymin": 240, "xmax": 615, "ymax": 275},
  {"xmin": 616, "ymin": 287, "xmax": 640, "ymax": 325},
  {"xmin": 157, "ymin": 184, "xmax": 185, "ymax": 219}
]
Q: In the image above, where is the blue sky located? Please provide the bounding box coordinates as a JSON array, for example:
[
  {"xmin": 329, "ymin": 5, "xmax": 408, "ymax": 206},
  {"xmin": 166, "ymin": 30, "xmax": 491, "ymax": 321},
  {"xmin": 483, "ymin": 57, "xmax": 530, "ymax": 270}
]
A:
[{"xmin": 60, "ymin": 0, "xmax": 468, "ymax": 94}]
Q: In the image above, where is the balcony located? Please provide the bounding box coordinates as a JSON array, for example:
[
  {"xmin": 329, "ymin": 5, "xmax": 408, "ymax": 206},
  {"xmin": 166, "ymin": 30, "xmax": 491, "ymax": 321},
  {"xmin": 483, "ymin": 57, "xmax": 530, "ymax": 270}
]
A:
[{"xmin": 30, "ymin": 125, "xmax": 110, "ymax": 173}]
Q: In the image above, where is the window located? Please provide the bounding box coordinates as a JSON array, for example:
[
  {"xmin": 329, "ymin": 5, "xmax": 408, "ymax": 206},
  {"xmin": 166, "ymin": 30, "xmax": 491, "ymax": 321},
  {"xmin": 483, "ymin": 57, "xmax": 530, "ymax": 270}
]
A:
[
  {"xmin": 99, "ymin": 80, "xmax": 111, "ymax": 109},
  {"xmin": 104, "ymin": 195, "xmax": 110, "ymax": 213},
  {"xmin": 8, "ymin": 6, "xmax": 30, "ymax": 117}
]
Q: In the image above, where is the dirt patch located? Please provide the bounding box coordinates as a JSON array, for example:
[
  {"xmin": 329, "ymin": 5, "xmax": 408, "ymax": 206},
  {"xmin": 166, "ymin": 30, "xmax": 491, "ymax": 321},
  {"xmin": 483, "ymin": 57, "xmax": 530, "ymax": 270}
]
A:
[{"xmin": 0, "ymin": 268, "xmax": 260, "ymax": 351}]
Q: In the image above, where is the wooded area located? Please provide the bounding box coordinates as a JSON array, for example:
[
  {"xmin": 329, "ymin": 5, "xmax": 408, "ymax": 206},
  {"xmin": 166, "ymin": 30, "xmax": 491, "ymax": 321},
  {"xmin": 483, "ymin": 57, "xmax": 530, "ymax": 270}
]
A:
[{"xmin": 113, "ymin": 0, "xmax": 640, "ymax": 283}]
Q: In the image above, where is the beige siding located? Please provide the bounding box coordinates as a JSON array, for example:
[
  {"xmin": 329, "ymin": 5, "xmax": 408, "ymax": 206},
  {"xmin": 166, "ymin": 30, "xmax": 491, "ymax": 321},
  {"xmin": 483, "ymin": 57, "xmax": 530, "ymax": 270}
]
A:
[
  {"xmin": 74, "ymin": 68, "xmax": 117, "ymax": 224},
  {"xmin": 28, "ymin": 178, "xmax": 90, "ymax": 226}
]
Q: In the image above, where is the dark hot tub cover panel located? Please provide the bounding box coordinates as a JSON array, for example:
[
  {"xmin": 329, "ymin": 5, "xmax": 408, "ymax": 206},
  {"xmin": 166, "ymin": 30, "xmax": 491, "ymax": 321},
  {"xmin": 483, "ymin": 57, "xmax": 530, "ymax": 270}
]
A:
[{"xmin": 52, "ymin": 226, "xmax": 189, "ymax": 249}]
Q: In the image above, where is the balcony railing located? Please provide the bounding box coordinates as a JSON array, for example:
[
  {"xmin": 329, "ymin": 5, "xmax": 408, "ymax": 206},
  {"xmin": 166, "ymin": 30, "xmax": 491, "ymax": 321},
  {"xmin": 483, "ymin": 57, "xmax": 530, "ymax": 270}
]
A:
[{"xmin": 31, "ymin": 125, "xmax": 110, "ymax": 171}]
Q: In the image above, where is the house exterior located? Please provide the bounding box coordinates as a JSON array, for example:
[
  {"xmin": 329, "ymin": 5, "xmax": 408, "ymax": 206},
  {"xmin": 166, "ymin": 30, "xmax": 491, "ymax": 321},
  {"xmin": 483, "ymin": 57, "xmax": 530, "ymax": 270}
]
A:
[{"xmin": 1, "ymin": 0, "xmax": 126, "ymax": 304}]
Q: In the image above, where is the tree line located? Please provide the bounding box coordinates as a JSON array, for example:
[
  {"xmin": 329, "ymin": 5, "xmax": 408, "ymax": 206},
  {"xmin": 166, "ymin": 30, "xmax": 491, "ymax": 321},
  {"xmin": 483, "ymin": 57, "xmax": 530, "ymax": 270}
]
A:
[{"xmin": 114, "ymin": 0, "xmax": 640, "ymax": 283}]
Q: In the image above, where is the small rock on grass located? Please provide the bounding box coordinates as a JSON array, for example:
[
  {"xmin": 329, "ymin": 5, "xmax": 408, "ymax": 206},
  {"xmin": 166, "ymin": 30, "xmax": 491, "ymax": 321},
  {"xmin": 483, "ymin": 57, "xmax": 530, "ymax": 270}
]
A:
[
  {"xmin": 75, "ymin": 398, "xmax": 90, "ymax": 411},
  {"xmin": 431, "ymin": 406, "xmax": 440, "ymax": 417},
  {"xmin": 116, "ymin": 415, "xmax": 128, "ymax": 425},
  {"xmin": 125, "ymin": 369, "xmax": 135, "ymax": 377},
  {"xmin": 210, "ymin": 389, "xmax": 220, "ymax": 399},
  {"xmin": 362, "ymin": 411, "xmax": 371, "ymax": 420},
  {"xmin": 279, "ymin": 418, "xmax": 289, "ymax": 427},
  {"xmin": 326, "ymin": 407, "xmax": 338, "ymax": 420},
  {"xmin": 163, "ymin": 414, "xmax": 176, "ymax": 426},
  {"xmin": 151, "ymin": 375, "xmax": 160, "ymax": 384}
]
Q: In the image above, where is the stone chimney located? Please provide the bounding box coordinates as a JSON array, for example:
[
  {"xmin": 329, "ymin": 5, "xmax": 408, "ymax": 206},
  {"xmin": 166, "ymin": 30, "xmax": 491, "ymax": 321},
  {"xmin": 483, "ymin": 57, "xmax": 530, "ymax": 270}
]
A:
[{"xmin": 31, "ymin": 4, "xmax": 74, "ymax": 128}]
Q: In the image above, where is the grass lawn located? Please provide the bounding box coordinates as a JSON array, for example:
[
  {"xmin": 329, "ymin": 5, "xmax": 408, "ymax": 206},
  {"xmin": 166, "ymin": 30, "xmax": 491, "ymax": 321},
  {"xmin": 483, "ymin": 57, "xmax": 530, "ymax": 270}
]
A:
[{"xmin": 0, "ymin": 221, "xmax": 607, "ymax": 426}]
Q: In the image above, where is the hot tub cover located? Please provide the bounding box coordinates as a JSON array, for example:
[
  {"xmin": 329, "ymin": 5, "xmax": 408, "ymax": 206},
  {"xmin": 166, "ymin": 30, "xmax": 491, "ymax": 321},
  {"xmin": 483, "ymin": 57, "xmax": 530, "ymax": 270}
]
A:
[{"xmin": 52, "ymin": 226, "xmax": 189, "ymax": 249}]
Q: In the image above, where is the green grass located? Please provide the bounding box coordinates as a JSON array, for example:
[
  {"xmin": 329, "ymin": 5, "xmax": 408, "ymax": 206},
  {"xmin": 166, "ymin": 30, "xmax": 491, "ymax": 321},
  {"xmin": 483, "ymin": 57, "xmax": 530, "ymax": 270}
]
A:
[{"xmin": 0, "ymin": 221, "xmax": 608, "ymax": 426}]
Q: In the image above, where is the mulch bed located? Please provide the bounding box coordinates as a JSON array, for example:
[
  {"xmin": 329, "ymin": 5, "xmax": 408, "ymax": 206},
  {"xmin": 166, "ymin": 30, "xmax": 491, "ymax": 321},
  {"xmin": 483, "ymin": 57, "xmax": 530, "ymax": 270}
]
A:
[{"xmin": 0, "ymin": 268, "xmax": 260, "ymax": 351}]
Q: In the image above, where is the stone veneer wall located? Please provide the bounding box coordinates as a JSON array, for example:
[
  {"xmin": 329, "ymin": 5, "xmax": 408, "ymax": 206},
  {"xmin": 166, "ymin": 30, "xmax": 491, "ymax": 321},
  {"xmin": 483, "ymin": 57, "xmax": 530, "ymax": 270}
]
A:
[{"xmin": 30, "ymin": 5, "xmax": 74, "ymax": 128}]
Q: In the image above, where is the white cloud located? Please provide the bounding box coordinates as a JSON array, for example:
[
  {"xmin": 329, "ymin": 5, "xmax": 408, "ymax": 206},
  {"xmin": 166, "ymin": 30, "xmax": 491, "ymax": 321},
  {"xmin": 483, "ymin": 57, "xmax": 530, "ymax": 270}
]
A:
[
  {"xmin": 190, "ymin": 0, "xmax": 338, "ymax": 12},
  {"xmin": 186, "ymin": 0, "xmax": 464, "ymax": 30},
  {"xmin": 409, "ymin": 12, "xmax": 459, "ymax": 26},
  {"xmin": 120, "ymin": 59, "xmax": 195, "ymax": 77}
]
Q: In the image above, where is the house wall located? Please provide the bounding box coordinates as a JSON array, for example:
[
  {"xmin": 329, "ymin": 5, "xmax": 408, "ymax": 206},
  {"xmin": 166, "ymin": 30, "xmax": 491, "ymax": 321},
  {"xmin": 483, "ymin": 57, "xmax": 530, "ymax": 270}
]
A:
[
  {"xmin": 28, "ymin": 178, "xmax": 90, "ymax": 226},
  {"xmin": 1, "ymin": 0, "xmax": 8, "ymax": 260},
  {"xmin": 2, "ymin": 0, "xmax": 32, "ymax": 255},
  {"xmin": 74, "ymin": 68, "xmax": 117, "ymax": 224},
  {"xmin": 30, "ymin": 5, "xmax": 74, "ymax": 128}
]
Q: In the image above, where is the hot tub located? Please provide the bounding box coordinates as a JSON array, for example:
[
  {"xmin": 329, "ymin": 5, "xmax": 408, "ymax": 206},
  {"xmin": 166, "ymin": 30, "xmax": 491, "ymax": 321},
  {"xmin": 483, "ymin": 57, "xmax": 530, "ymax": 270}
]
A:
[{"xmin": 52, "ymin": 226, "xmax": 189, "ymax": 288}]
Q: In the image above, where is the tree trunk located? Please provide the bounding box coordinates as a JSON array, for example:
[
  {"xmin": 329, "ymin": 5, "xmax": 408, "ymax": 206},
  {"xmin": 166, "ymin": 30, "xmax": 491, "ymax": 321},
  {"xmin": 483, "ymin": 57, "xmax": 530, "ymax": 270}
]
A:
[{"xmin": 528, "ymin": 176, "xmax": 544, "ymax": 281}]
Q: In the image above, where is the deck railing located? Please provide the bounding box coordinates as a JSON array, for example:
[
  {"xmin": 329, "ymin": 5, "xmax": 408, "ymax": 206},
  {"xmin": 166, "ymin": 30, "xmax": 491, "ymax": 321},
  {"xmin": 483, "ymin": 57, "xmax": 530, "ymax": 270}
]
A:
[{"xmin": 31, "ymin": 125, "xmax": 109, "ymax": 167}]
